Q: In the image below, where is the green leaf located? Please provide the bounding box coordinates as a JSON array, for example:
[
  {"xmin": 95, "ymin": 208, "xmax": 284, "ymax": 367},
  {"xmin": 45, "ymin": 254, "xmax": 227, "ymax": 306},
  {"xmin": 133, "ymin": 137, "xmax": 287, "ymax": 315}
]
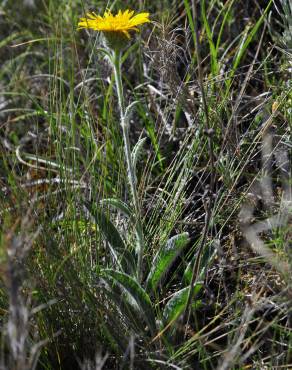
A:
[
  {"xmin": 100, "ymin": 198, "xmax": 132, "ymax": 219},
  {"xmin": 102, "ymin": 282, "xmax": 145, "ymax": 334},
  {"xmin": 215, "ymin": 0, "xmax": 236, "ymax": 53},
  {"xmin": 233, "ymin": 0, "xmax": 273, "ymax": 70},
  {"xmin": 146, "ymin": 233, "xmax": 190, "ymax": 293},
  {"xmin": 201, "ymin": 0, "xmax": 219, "ymax": 75},
  {"xmin": 162, "ymin": 284, "xmax": 203, "ymax": 326},
  {"xmin": 84, "ymin": 202, "xmax": 136, "ymax": 274},
  {"xmin": 0, "ymin": 31, "xmax": 31, "ymax": 49},
  {"xmin": 183, "ymin": 0, "xmax": 196, "ymax": 46},
  {"xmin": 85, "ymin": 201, "xmax": 125, "ymax": 250},
  {"xmin": 96, "ymin": 47, "xmax": 113, "ymax": 61},
  {"xmin": 131, "ymin": 137, "xmax": 147, "ymax": 174},
  {"xmin": 101, "ymin": 269, "xmax": 157, "ymax": 335},
  {"xmin": 125, "ymin": 100, "xmax": 139, "ymax": 118},
  {"xmin": 225, "ymin": 0, "xmax": 273, "ymax": 93},
  {"xmin": 135, "ymin": 102, "xmax": 164, "ymax": 171},
  {"xmin": 183, "ymin": 246, "xmax": 216, "ymax": 285},
  {"xmin": 115, "ymin": 249, "xmax": 137, "ymax": 275},
  {"xmin": 100, "ymin": 198, "xmax": 144, "ymax": 258}
]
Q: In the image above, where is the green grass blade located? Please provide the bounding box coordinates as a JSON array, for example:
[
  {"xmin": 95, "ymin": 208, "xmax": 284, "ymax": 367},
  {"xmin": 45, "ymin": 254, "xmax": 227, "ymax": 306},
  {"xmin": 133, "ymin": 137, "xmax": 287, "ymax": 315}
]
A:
[
  {"xmin": 226, "ymin": 0, "xmax": 273, "ymax": 92},
  {"xmin": 215, "ymin": 0, "xmax": 236, "ymax": 53},
  {"xmin": 201, "ymin": 0, "xmax": 219, "ymax": 76},
  {"xmin": 137, "ymin": 104, "xmax": 164, "ymax": 170},
  {"xmin": 183, "ymin": 0, "xmax": 196, "ymax": 46}
]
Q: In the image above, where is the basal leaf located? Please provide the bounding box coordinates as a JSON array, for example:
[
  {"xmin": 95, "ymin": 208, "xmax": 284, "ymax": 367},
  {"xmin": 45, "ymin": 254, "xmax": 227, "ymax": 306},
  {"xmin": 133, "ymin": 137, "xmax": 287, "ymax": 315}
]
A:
[
  {"xmin": 146, "ymin": 233, "xmax": 190, "ymax": 293},
  {"xmin": 85, "ymin": 201, "xmax": 125, "ymax": 249},
  {"xmin": 100, "ymin": 198, "xmax": 132, "ymax": 219},
  {"xmin": 102, "ymin": 282, "xmax": 145, "ymax": 334},
  {"xmin": 84, "ymin": 202, "xmax": 136, "ymax": 273},
  {"xmin": 100, "ymin": 197, "xmax": 144, "ymax": 258},
  {"xmin": 131, "ymin": 137, "xmax": 147, "ymax": 174},
  {"xmin": 183, "ymin": 246, "xmax": 216, "ymax": 285},
  {"xmin": 101, "ymin": 269, "xmax": 157, "ymax": 335},
  {"xmin": 162, "ymin": 284, "xmax": 203, "ymax": 326}
]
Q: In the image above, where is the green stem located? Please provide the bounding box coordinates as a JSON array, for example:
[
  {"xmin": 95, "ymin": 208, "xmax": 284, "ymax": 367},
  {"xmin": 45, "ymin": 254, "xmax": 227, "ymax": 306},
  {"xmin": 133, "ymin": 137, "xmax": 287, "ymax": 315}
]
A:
[{"xmin": 112, "ymin": 50, "xmax": 145, "ymax": 281}]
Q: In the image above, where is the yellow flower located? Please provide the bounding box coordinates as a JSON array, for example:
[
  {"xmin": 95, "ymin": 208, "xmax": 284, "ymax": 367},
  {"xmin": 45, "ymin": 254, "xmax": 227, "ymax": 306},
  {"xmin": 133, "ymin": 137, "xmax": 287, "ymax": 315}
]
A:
[{"xmin": 78, "ymin": 9, "xmax": 150, "ymax": 39}]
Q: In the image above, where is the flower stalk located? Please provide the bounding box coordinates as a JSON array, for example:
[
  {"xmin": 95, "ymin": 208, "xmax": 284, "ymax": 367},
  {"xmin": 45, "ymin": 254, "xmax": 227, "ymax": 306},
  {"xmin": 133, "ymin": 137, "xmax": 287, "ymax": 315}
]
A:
[
  {"xmin": 78, "ymin": 8, "xmax": 150, "ymax": 281},
  {"xmin": 112, "ymin": 50, "xmax": 145, "ymax": 281}
]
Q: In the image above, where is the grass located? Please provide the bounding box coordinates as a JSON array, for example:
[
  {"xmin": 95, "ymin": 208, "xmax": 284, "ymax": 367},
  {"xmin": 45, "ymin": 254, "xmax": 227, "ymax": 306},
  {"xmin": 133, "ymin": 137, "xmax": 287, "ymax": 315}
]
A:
[{"xmin": 0, "ymin": 0, "xmax": 291, "ymax": 369}]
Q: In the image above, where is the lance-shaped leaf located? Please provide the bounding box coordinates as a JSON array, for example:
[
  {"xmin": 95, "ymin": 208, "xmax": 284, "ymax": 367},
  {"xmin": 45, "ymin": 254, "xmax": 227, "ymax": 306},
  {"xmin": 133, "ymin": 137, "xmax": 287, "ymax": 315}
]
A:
[
  {"xmin": 101, "ymin": 269, "xmax": 156, "ymax": 335},
  {"xmin": 131, "ymin": 137, "xmax": 147, "ymax": 174},
  {"xmin": 183, "ymin": 246, "xmax": 216, "ymax": 285},
  {"xmin": 101, "ymin": 198, "xmax": 132, "ymax": 219},
  {"xmin": 101, "ymin": 198, "xmax": 144, "ymax": 256},
  {"xmin": 84, "ymin": 201, "xmax": 125, "ymax": 248},
  {"xmin": 146, "ymin": 232, "xmax": 190, "ymax": 293},
  {"xmin": 102, "ymin": 281, "xmax": 146, "ymax": 334},
  {"xmin": 84, "ymin": 202, "xmax": 136, "ymax": 274},
  {"xmin": 162, "ymin": 284, "xmax": 203, "ymax": 327}
]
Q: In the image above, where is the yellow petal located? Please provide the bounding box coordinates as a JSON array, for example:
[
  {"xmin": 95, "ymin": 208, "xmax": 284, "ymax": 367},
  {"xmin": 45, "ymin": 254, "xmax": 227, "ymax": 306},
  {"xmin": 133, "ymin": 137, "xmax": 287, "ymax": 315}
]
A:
[{"xmin": 77, "ymin": 9, "xmax": 150, "ymax": 35}]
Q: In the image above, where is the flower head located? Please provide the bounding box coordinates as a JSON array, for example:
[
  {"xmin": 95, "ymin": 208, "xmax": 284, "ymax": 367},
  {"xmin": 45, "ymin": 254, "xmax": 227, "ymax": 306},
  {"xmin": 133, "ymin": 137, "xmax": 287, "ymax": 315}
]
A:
[{"xmin": 78, "ymin": 9, "xmax": 150, "ymax": 39}]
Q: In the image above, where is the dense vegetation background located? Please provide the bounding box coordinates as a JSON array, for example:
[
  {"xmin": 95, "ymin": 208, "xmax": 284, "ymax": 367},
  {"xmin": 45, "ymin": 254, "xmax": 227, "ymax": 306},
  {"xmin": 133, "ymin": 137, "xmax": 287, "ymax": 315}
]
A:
[{"xmin": 0, "ymin": 0, "xmax": 291, "ymax": 369}]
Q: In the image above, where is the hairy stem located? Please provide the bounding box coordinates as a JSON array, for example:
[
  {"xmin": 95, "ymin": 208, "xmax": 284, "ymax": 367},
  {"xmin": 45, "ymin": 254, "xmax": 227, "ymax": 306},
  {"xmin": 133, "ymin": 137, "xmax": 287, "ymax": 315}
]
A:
[{"xmin": 112, "ymin": 50, "xmax": 145, "ymax": 281}]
